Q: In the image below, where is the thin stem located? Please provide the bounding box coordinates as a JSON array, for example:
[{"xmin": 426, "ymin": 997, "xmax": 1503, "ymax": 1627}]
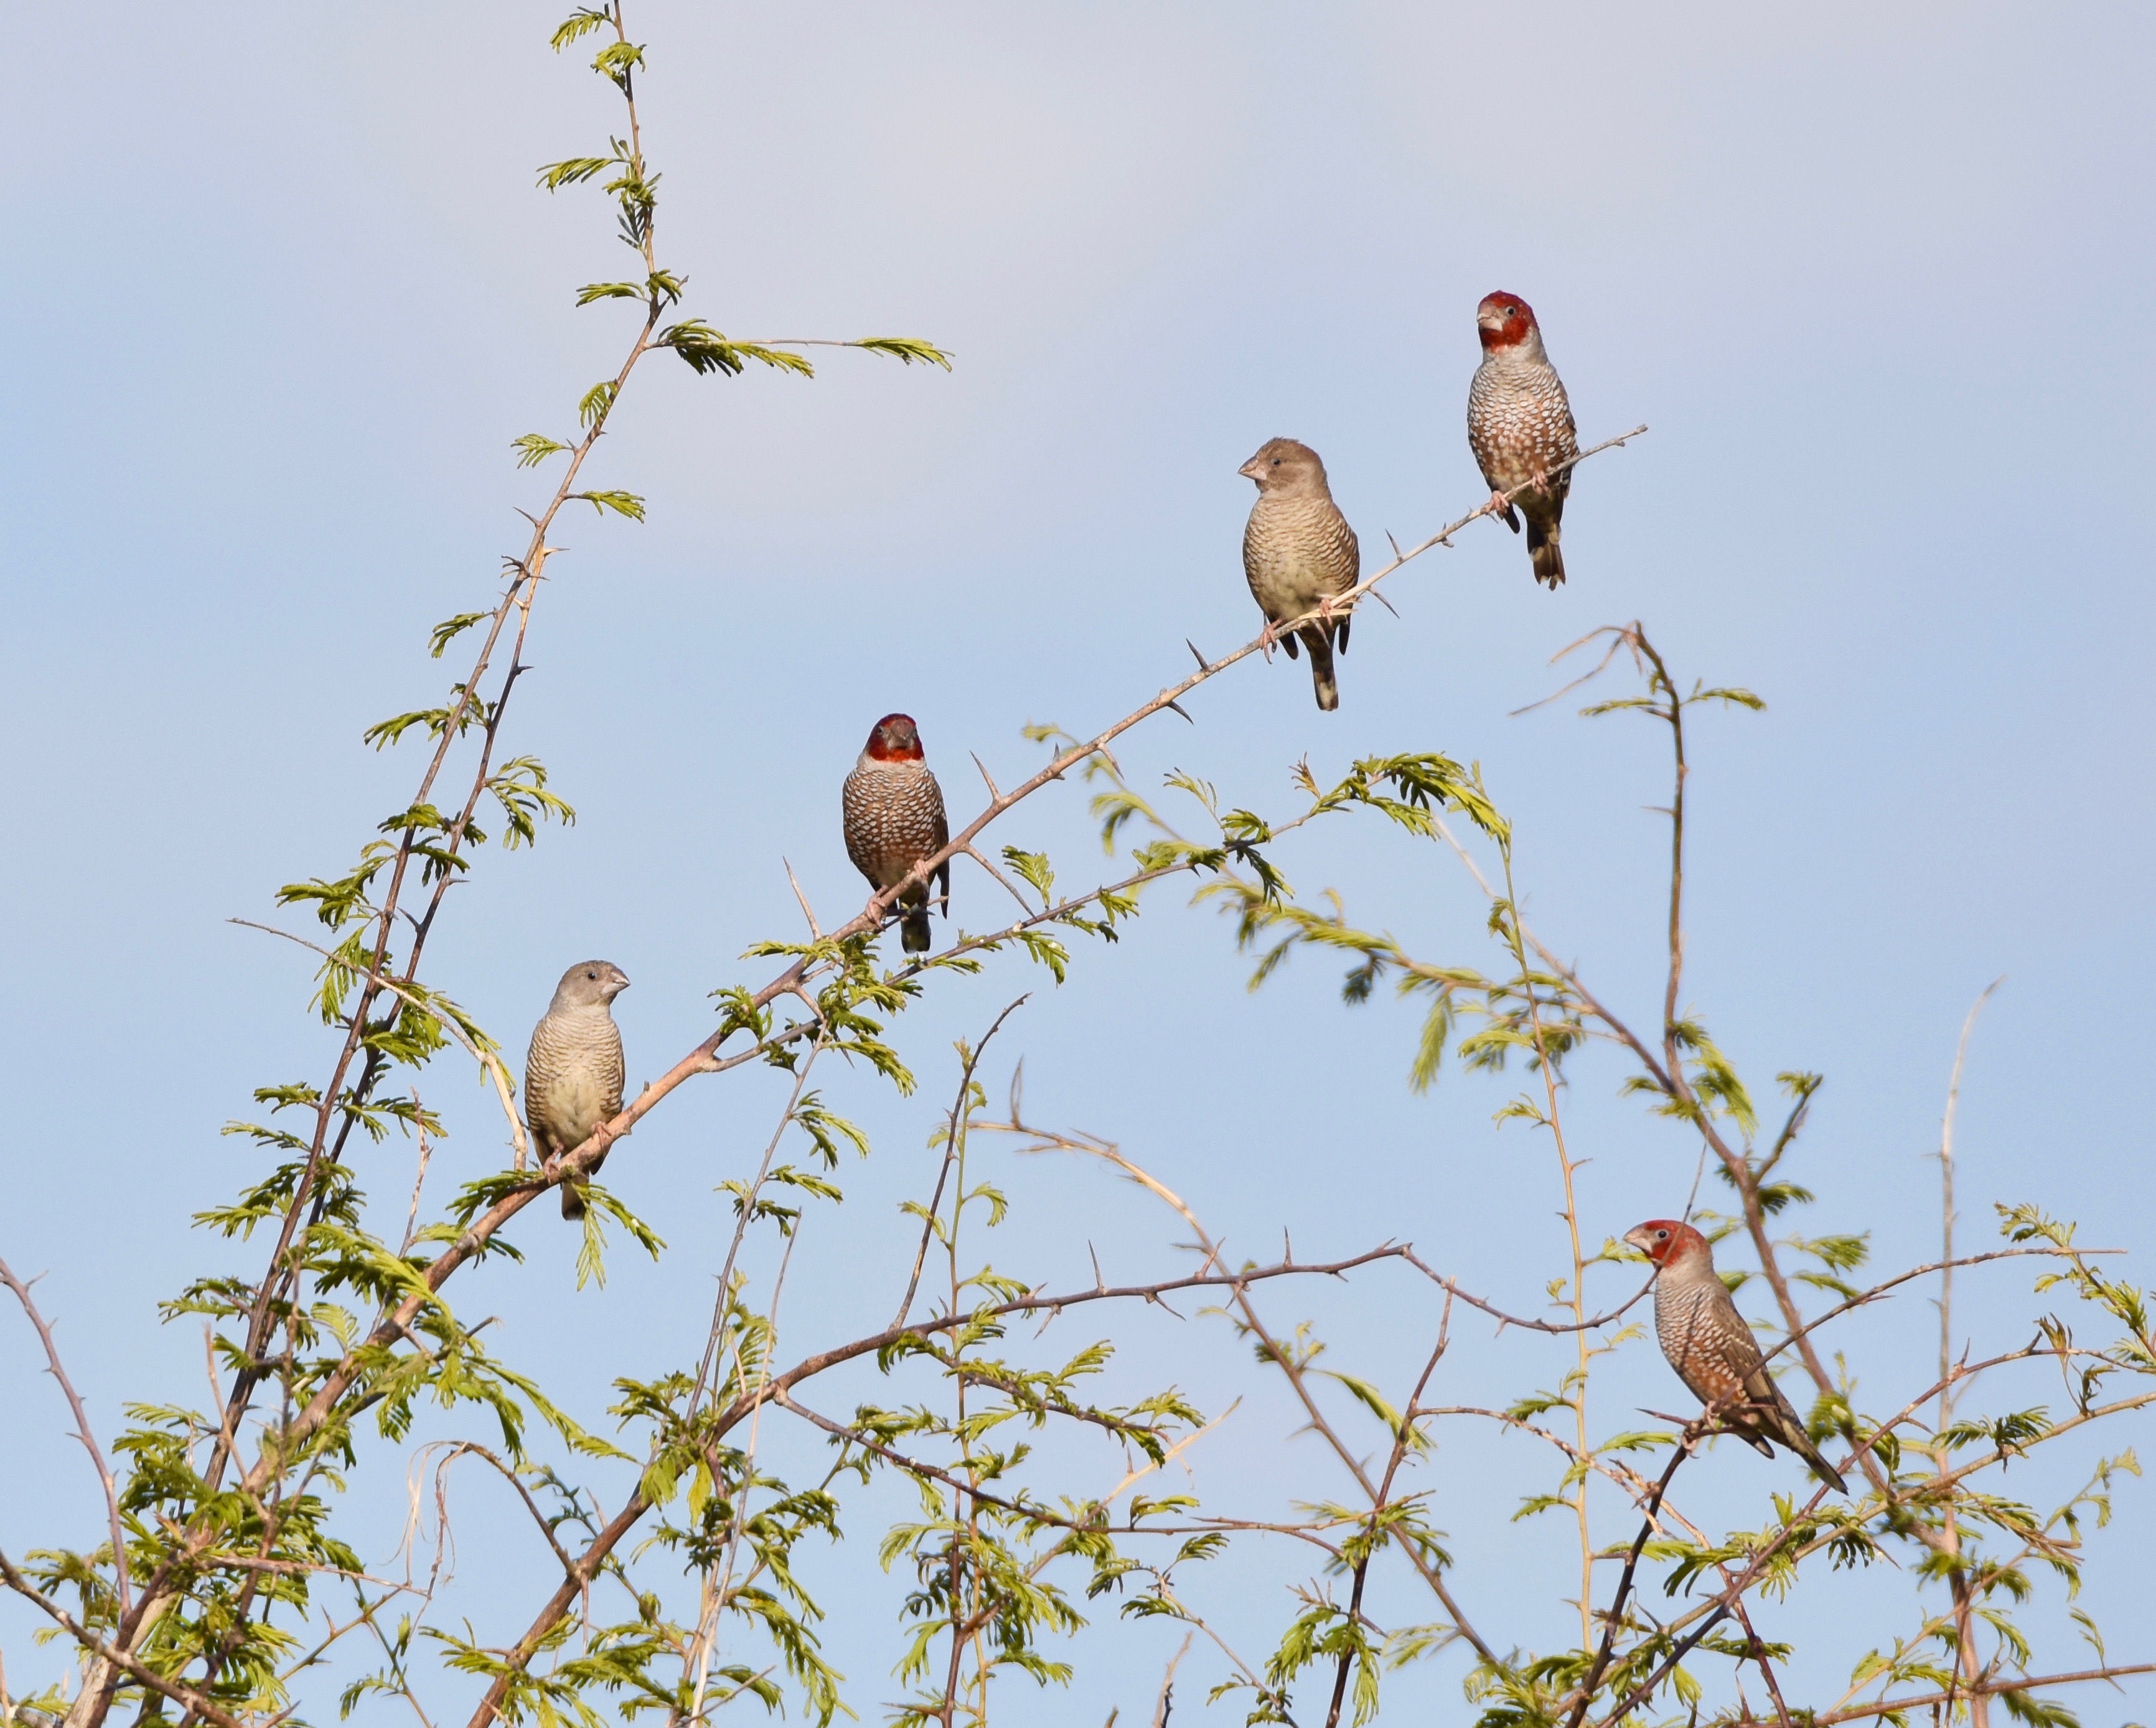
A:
[
  {"xmin": 1563, "ymin": 1440, "xmax": 1692, "ymax": 1728},
  {"xmin": 1934, "ymin": 978, "xmax": 2002, "ymax": 1728},
  {"xmin": 895, "ymin": 1001, "xmax": 1029, "ymax": 1332},
  {"xmin": 689, "ymin": 1202, "xmax": 809, "ymax": 1725},
  {"xmin": 1938, "ymin": 978, "xmax": 2004, "ymax": 1426},
  {"xmin": 0, "ymin": 1261, "xmax": 131, "ymax": 1615},
  {"xmin": 1496, "ymin": 838, "xmax": 1595, "ymax": 1650},
  {"xmin": 940, "ymin": 1044, "xmax": 974, "ymax": 1728},
  {"xmin": 1325, "ymin": 1296, "xmax": 1453, "ymax": 1728}
]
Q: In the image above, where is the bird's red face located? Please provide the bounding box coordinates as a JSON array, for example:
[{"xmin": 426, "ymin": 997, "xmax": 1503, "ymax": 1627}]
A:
[
  {"xmin": 1476, "ymin": 291, "xmax": 1537, "ymax": 350},
  {"xmin": 865, "ymin": 714, "xmax": 924, "ymax": 761},
  {"xmin": 1623, "ymin": 1218, "xmax": 1709, "ymax": 1268}
]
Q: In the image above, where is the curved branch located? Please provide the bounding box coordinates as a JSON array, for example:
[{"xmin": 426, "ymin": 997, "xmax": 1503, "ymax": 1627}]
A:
[{"xmin": 0, "ymin": 1259, "xmax": 130, "ymax": 1615}]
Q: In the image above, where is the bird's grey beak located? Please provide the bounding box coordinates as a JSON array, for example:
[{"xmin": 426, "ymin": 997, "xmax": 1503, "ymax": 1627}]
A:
[
  {"xmin": 1621, "ymin": 1226, "xmax": 1654, "ymax": 1256},
  {"xmin": 1477, "ymin": 307, "xmax": 1505, "ymax": 332},
  {"xmin": 608, "ymin": 976, "xmax": 631, "ymax": 997},
  {"xmin": 1238, "ymin": 458, "xmax": 1264, "ymax": 480}
]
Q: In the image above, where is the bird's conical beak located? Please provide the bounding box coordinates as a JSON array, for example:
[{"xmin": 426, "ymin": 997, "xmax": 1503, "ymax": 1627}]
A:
[
  {"xmin": 1621, "ymin": 1226, "xmax": 1654, "ymax": 1256},
  {"xmin": 1238, "ymin": 458, "xmax": 1263, "ymax": 479}
]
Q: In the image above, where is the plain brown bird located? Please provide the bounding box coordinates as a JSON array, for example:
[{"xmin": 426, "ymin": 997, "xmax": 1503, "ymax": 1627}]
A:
[
  {"xmin": 523, "ymin": 959, "xmax": 629, "ymax": 1220},
  {"xmin": 842, "ymin": 714, "xmax": 950, "ymax": 953},
  {"xmin": 1239, "ymin": 438, "xmax": 1360, "ymax": 711}
]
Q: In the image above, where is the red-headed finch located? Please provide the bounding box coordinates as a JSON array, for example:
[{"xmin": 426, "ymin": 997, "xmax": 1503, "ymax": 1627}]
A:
[
  {"xmin": 1624, "ymin": 1218, "xmax": 1847, "ymax": 1492},
  {"xmin": 1467, "ymin": 291, "xmax": 1580, "ymax": 587},
  {"xmin": 1239, "ymin": 437, "xmax": 1361, "ymax": 711},
  {"xmin": 843, "ymin": 713, "xmax": 950, "ymax": 953},
  {"xmin": 524, "ymin": 959, "xmax": 629, "ymax": 1220}
]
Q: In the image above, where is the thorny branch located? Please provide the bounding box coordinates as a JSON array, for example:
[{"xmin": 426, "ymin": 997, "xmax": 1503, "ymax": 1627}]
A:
[
  {"xmin": 16, "ymin": 9, "xmax": 2152, "ymax": 1723},
  {"xmin": 134, "ymin": 420, "xmax": 1652, "ymax": 1720}
]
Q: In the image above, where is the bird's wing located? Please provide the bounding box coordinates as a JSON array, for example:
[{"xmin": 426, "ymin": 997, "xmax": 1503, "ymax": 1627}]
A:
[
  {"xmin": 601, "ymin": 1022, "xmax": 626, "ymax": 1118},
  {"xmin": 1333, "ymin": 508, "xmax": 1361, "ymax": 592},
  {"xmin": 931, "ymin": 780, "xmax": 951, "ymax": 903}
]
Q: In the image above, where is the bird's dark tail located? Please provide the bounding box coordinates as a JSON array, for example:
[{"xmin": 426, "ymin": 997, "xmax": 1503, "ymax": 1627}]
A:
[
  {"xmin": 1527, "ymin": 520, "xmax": 1565, "ymax": 587},
  {"xmin": 901, "ymin": 900, "xmax": 932, "ymax": 953},
  {"xmin": 1790, "ymin": 1430, "xmax": 1848, "ymax": 1494},
  {"xmin": 1763, "ymin": 1394, "xmax": 1847, "ymax": 1492},
  {"xmin": 1301, "ymin": 627, "xmax": 1339, "ymax": 711}
]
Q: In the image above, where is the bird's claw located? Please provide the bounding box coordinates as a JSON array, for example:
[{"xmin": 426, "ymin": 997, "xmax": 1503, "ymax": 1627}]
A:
[{"xmin": 1257, "ymin": 616, "xmax": 1278, "ymax": 661}]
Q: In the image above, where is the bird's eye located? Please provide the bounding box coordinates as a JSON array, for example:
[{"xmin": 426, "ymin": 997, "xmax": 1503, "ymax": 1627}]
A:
[
  {"xmin": 586, "ymin": 970, "xmax": 596, "ymax": 979},
  {"xmin": 1655, "ymin": 1229, "xmax": 1669, "ymax": 1241},
  {"xmin": 1270, "ymin": 457, "xmax": 1280, "ymax": 467}
]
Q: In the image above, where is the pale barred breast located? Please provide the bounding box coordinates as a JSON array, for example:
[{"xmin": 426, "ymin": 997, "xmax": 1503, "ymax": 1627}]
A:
[
  {"xmin": 1468, "ymin": 354, "xmax": 1579, "ymax": 493},
  {"xmin": 525, "ymin": 1007, "xmax": 624, "ymax": 1151},
  {"xmin": 1654, "ymin": 1275, "xmax": 1764, "ymax": 1404},
  {"xmin": 1242, "ymin": 495, "xmax": 1360, "ymax": 623},
  {"xmin": 843, "ymin": 757, "xmax": 947, "ymax": 889}
]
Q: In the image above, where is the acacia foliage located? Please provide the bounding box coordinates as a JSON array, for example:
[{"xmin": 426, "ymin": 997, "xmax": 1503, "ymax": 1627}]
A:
[{"xmin": 0, "ymin": 10, "xmax": 2150, "ymax": 1728}]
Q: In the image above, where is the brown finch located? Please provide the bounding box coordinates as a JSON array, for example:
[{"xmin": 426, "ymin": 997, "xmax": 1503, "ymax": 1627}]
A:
[
  {"xmin": 1625, "ymin": 1218, "xmax": 1847, "ymax": 1492},
  {"xmin": 1239, "ymin": 437, "xmax": 1360, "ymax": 711},
  {"xmin": 524, "ymin": 960, "xmax": 630, "ymax": 1220},
  {"xmin": 1467, "ymin": 291, "xmax": 1580, "ymax": 587},
  {"xmin": 842, "ymin": 713, "xmax": 950, "ymax": 954}
]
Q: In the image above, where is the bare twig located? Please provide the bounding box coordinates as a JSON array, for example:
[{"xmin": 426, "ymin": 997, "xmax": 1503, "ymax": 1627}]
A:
[
  {"xmin": 893, "ymin": 1001, "xmax": 1029, "ymax": 1331},
  {"xmin": 0, "ymin": 1259, "xmax": 131, "ymax": 1614},
  {"xmin": 1936, "ymin": 976, "xmax": 2004, "ymax": 1728},
  {"xmin": 1938, "ymin": 977, "xmax": 2004, "ymax": 1420},
  {"xmin": 1153, "ymin": 1631, "xmax": 1193, "ymax": 1728}
]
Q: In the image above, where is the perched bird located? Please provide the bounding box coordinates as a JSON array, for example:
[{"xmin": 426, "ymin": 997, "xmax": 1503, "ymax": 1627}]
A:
[
  {"xmin": 1624, "ymin": 1219, "xmax": 1847, "ymax": 1491},
  {"xmin": 1466, "ymin": 291, "xmax": 1580, "ymax": 587},
  {"xmin": 525, "ymin": 960, "xmax": 630, "ymax": 1220},
  {"xmin": 1239, "ymin": 437, "xmax": 1361, "ymax": 711},
  {"xmin": 842, "ymin": 713, "xmax": 950, "ymax": 953}
]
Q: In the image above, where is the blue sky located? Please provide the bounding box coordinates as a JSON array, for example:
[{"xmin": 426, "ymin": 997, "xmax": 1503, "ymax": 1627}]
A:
[{"xmin": 2, "ymin": 3, "xmax": 2152, "ymax": 1722}]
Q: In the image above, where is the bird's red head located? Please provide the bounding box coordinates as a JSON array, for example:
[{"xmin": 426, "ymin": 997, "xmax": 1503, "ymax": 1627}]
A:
[
  {"xmin": 865, "ymin": 713, "xmax": 925, "ymax": 762},
  {"xmin": 1476, "ymin": 291, "xmax": 1539, "ymax": 350},
  {"xmin": 1623, "ymin": 1218, "xmax": 1711, "ymax": 1268}
]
